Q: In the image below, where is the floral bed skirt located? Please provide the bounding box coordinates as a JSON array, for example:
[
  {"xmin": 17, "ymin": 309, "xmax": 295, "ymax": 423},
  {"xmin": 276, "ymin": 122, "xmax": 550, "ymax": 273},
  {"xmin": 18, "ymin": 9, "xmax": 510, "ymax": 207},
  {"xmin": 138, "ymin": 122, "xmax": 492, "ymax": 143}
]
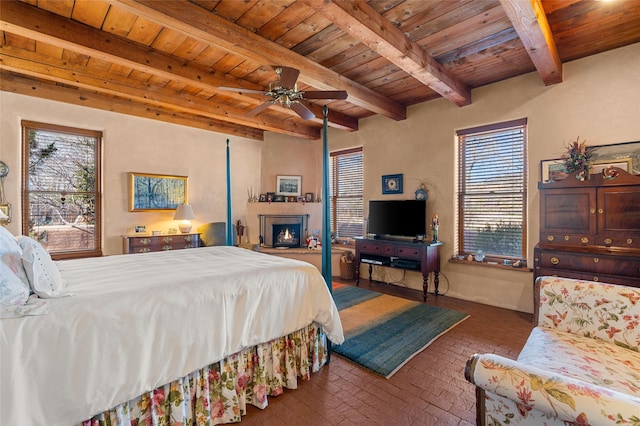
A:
[{"xmin": 80, "ymin": 324, "xmax": 327, "ymax": 426}]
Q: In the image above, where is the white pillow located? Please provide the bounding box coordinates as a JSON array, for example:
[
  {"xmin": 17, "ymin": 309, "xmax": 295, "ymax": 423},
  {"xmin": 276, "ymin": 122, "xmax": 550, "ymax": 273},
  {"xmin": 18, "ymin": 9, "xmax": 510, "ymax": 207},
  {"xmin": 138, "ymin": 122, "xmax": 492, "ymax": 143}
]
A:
[
  {"xmin": 17, "ymin": 236, "xmax": 70, "ymax": 298},
  {"xmin": 0, "ymin": 227, "xmax": 31, "ymax": 315}
]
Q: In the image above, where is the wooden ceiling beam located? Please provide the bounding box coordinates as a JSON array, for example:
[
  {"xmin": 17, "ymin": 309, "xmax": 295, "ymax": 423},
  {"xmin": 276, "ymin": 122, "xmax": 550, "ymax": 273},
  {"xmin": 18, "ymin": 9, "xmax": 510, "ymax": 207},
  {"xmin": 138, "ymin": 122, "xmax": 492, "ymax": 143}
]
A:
[
  {"xmin": 305, "ymin": 0, "xmax": 471, "ymax": 107},
  {"xmin": 0, "ymin": 72, "xmax": 264, "ymax": 140},
  {"xmin": 499, "ymin": 0, "xmax": 563, "ymax": 85},
  {"xmin": 0, "ymin": 47, "xmax": 321, "ymax": 140},
  {"xmin": 0, "ymin": 0, "xmax": 347, "ymax": 134},
  {"xmin": 111, "ymin": 0, "xmax": 406, "ymax": 121}
]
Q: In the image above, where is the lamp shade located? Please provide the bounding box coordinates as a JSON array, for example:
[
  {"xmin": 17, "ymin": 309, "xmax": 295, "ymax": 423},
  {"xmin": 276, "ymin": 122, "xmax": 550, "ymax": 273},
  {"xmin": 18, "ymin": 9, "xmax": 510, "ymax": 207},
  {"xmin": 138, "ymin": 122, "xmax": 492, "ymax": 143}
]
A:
[
  {"xmin": 173, "ymin": 204, "xmax": 195, "ymax": 220},
  {"xmin": 174, "ymin": 204, "xmax": 195, "ymax": 233}
]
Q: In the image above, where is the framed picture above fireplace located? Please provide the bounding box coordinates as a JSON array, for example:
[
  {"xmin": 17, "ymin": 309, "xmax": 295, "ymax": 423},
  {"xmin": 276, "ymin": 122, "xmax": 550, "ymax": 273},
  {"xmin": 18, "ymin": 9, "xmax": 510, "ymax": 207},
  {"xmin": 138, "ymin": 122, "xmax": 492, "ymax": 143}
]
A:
[{"xmin": 276, "ymin": 175, "xmax": 302, "ymax": 196}]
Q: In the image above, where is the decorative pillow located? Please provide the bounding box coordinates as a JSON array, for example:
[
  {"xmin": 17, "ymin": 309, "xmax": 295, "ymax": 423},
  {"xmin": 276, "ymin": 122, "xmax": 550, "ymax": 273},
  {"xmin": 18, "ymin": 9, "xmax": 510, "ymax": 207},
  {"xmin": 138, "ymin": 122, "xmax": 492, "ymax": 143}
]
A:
[
  {"xmin": 0, "ymin": 227, "xmax": 31, "ymax": 316},
  {"xmin": 0, "ymin": 262, "xmax": 30, "ymax": 313},
  {"xmin": 17, "ymin": 236, "xmax": 70, "ymax": 298}
]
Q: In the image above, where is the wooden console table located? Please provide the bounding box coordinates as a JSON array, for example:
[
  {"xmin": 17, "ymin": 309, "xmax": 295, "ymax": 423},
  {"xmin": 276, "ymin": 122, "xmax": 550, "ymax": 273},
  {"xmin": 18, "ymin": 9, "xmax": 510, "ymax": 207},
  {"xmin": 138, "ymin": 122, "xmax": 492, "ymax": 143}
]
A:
[{"xmin": 355, "ymin": 238, "xmax": 442, "ymax": 301}]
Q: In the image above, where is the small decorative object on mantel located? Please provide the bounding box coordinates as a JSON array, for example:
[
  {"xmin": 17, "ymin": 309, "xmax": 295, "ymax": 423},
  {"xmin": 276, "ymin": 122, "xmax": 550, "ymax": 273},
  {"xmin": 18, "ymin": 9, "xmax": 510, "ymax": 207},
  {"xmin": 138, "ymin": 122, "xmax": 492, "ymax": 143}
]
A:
[
  {"xmin": 561, "ymin": 136, "xmax": 596, "ymax": 181},
  {"xmin": 431, "ymin": 214, "xmax": 439, "ymax": 242}
]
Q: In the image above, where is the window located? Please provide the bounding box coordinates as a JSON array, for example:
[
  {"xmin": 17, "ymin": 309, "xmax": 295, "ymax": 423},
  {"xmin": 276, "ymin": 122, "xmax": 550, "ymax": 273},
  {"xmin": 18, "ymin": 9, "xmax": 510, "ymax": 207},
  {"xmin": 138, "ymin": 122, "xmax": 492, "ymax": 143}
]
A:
[
  {"xmin": 22, "ymin": 121, "xmax": 102, "ymax": 259},
  {"xmin": 330, "ymin": 147, "xmax": 363, "ymax": 240},
  {"xmin": 456, "ymin": 118, "xmax": 527, "ymax": 260}
]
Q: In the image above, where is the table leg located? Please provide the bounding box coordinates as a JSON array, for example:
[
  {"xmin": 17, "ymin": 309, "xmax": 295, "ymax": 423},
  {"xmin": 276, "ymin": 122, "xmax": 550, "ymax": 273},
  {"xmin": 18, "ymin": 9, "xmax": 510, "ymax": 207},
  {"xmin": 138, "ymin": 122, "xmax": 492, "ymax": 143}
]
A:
[
  {"xmin": 368, "ymin": 264, "xmax": 373, "ymax": 282},
  {"xmin": 434, "ymin": 271, "xmax": 440, "ymax": 296},
  {"xmin": 422, "ymin": 274, "xmax": 428, "ymax": 302},
  {"xmin": 355, "ymin": 262, "xmax": 360, "ymax": 286}
]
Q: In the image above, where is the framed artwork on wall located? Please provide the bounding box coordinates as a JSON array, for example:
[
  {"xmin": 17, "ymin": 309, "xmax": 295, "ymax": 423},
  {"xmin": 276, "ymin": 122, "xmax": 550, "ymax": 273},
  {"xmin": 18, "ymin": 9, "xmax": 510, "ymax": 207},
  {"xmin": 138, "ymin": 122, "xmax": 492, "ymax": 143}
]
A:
[
  {"xmin": 276, "ymin": 175, "xmax": 301, "ymax": 196},
  {"xmin": 382, "ymin": 173, "xmax": 403, "ymax": 194},
  {"xmin": 540, "ymin": 159, "xmax": 568, "ymax": 183},
  {"xmin": 129, "ymin": 172, "xmax": 188, "ymax": 211}
]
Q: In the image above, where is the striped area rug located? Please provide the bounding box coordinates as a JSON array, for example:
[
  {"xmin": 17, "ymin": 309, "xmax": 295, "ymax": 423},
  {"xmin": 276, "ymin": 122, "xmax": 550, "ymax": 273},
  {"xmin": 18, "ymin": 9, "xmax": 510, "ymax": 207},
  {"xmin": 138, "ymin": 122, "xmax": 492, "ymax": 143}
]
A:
[{"xmin": 332, "ymin": 284, "xmax": 469, "ymax": 378}]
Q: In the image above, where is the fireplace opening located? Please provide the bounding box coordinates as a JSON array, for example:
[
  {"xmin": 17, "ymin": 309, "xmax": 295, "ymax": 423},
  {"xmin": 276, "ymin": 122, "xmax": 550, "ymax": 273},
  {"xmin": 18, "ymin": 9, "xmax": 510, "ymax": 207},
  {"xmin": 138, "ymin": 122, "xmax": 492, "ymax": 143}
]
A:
[
  {"xmin": 272, "ymin": 223, "xmax": 301, "ymax": 248},
  {"xmin": 259, "ymin": 214, "xmax": 308, "ymax": 248}
]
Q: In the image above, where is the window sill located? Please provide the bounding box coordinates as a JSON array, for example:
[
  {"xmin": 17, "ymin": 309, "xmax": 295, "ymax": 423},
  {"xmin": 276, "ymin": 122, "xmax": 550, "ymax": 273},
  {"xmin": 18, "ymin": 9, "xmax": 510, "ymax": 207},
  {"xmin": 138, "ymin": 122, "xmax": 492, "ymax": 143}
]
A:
[{"xmin": 448, "ymin": 257, "xmax": 532, "ymax": 272}]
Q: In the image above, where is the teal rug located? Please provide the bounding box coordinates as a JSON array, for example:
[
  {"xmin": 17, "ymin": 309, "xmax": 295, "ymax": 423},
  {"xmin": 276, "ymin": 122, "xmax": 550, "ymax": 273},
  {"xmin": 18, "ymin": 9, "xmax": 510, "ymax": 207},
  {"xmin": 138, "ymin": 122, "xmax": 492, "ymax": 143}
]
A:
[{"xmin": 332, "ymin": 285, "xmax": 469, "ymax": 378}]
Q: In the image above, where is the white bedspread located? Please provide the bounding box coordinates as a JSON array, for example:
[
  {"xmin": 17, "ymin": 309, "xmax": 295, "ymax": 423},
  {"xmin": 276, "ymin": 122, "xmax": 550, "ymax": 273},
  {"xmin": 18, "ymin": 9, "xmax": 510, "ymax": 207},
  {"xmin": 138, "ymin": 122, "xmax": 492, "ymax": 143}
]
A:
[{"xmin": 0, "ymin": 246, "xmax": 344, "ymax": 425}]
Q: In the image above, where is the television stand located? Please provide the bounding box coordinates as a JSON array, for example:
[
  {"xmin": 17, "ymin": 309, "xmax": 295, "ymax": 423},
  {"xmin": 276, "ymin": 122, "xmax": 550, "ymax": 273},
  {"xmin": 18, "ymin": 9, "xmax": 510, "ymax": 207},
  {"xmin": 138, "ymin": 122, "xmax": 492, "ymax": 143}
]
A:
[{"xmin": 355, "ymin": 238, "xmax": 442, "ymax": 301}]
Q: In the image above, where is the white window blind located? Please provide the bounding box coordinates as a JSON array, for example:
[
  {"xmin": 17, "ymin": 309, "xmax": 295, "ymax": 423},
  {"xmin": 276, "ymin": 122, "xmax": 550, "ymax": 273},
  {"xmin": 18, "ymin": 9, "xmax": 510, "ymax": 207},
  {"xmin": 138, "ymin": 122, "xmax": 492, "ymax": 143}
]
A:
[
  {"xmin": 330, "ymin": 147, "xmax": 363, "ymax": 239},
  {"xmin": 457, "ymin": 119, "xmax": 527, "ymax": 259}
]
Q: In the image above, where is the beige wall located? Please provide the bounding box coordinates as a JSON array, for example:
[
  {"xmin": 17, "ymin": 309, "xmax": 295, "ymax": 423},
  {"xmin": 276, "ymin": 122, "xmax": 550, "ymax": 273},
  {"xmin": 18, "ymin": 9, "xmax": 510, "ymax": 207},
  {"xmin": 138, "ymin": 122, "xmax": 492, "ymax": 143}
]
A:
[
  {"xmin": 0, "ymin": 95, "xmax": 262, "ymax": 254},
  {"xmin": 1, "ymin": 43, "xmax": 638, "ymax": 313},
  {"xmin": 318, "ymin": 42, "xmax": 640, "ymax": 313}
]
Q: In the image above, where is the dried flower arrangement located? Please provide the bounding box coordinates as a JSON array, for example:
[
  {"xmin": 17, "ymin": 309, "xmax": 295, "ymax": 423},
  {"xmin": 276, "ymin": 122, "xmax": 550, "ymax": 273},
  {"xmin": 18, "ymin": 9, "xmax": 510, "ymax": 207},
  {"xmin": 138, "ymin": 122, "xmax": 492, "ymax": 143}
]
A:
[{"xmin": 562, "ymin": 137, "xmax": 596, "ymax": 174}]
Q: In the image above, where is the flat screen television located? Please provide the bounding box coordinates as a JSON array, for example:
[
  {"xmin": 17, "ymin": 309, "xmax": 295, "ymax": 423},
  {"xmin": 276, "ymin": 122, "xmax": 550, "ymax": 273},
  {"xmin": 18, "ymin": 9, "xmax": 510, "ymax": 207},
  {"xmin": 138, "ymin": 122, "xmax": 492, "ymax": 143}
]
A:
[{"xmin": 368, "ymin": 200, "xmax": 426, "ymax": 238}]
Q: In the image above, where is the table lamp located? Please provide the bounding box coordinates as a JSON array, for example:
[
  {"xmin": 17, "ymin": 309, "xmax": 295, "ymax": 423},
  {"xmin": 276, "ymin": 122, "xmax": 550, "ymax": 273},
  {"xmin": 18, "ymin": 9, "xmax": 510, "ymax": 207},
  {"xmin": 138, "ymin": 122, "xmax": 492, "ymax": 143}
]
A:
[{"xmin": 174, "ymin": 204, "xmax": 195, "ymax": 233}]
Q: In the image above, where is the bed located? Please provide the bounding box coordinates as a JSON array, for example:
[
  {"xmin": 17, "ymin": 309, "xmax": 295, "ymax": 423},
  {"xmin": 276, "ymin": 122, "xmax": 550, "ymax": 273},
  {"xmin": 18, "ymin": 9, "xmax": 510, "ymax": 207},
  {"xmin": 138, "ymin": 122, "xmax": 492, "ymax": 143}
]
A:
[{"xmin": 0, "ymin": 243, "xmax": 344, "ymax": 425}]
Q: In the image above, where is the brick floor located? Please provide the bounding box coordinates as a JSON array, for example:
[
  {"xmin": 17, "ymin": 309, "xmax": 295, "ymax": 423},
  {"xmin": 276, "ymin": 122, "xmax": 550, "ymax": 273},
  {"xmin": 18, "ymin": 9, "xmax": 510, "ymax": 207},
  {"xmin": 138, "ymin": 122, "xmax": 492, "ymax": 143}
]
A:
[{"xmin": 239, "ymin": 277, "xmax": 534, "ymax": 426}]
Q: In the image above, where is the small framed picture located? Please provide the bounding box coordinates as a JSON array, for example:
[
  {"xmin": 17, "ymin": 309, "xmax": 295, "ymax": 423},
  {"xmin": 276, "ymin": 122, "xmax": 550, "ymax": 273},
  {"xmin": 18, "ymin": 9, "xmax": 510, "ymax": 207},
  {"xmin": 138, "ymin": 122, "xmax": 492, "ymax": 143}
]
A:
[
  {"xmin": 382, "ymin": 173, "xmax": 403, "ymax": 194},
  {"xmin": 540, "ymin": 159, "xmax": 568, "ymax": 183},
  {"xmin": 276, "ymin": 175, "xmax": 301, "ymax": 196},
  {"xmin": 168, "ymin": 228, "xmax": 178, "ymax": 234},
  {"xmin": 305, "ymin": 192, "xmax": 314, "ymax": 202},
  {"xmin": 266, "ymin": 192, "xmax": 275, "ymax": 202},
  {"xmin": 134, "ymin": 225, "xmax": 147, "ymax": 234},
  {"xmin": 259, "ymin": 194, "xmax": 267, "ymax": 202},
  {"xmin": 273, "ymin": 194, "xmax": 285, "ymax": 202}
]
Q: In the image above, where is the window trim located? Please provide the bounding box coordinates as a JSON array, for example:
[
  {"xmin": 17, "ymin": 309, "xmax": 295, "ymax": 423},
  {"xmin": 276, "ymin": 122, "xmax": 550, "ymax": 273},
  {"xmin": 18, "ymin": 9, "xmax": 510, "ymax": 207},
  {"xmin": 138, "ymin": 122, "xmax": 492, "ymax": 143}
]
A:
[
  {"xmin": 330, "ymin": 146, "xmax": 363, "ymax": 242},
  {"xmin": 21, "ymin": 120, "xmax": 103, "ymax": 259},
  {"xmin": 456, "ymin": 118, "xmax": 528, "ymax": 262}
]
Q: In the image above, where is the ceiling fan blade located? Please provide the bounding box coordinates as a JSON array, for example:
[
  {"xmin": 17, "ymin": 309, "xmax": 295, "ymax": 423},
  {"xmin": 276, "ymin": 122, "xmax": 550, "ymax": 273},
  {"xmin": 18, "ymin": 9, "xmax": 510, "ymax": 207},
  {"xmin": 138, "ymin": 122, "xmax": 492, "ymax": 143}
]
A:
[
  {"xmin": 245, "ymin": 101, "xmax": 274, "ymax": 117},
  {"xmin": 302, "ymin": 90, "xmax": 348, "ymax": 100},
  {"xmin": 278, "ymin": 66, "xmax": 300, "ymax": 89},
  {"xmin": 290, "ymin": 102, "xmax": 316, "ymax": 120},
  {"xmin": 217, "ymin": 87, "xmax": 267, "ymax": 95}
]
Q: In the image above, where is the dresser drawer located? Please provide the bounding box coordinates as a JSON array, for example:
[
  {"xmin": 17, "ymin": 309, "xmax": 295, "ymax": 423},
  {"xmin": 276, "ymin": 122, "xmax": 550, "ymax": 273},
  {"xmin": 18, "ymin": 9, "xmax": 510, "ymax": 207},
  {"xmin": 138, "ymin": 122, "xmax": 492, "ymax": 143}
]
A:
[
  {"xmin": 358, "ymin": 241, "xmax": 384, "ymax": 255},
  {"xmin": 538, "ymin": 250, "xmax": 640, "ymax": 278},
  {"xmin": 123, "ymin": 234, "xmax": 200, "ymax": 254},
  {"xmin": 540, "ymin": 233, "xmax": 594, "ymax": 246},
  {"xmin": 395, "ymin": 245, "xmax": 422, "ymax": 260},
  {"xmin": 595, "ymin": 235, "xmax": 640, "ymax": 250}
]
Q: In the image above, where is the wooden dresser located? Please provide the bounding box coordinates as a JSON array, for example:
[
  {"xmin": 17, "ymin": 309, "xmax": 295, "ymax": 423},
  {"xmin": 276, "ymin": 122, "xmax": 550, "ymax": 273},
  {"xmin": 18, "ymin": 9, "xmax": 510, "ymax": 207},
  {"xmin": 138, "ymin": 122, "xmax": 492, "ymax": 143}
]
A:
[
  {"xmin": 123, "ymin": 233, "xmax": 201, "ymax": 254},
  {"xmin": 534, "ymin": 167, "xmax": 640, "ymax": 287}
]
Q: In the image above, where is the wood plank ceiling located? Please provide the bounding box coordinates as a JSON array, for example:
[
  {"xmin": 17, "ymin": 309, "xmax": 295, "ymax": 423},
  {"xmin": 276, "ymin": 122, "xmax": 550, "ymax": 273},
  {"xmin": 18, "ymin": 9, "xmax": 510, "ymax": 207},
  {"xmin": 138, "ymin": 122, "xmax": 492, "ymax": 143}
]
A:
[{"xmin": 1, "ymin": 0, "xmax": 639, "ymax": 141}]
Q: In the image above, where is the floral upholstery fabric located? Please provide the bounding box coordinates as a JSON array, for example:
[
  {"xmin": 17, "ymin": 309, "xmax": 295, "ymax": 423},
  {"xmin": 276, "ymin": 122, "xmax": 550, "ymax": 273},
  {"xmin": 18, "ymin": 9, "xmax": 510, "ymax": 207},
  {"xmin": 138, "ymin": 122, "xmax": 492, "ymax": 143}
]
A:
[
  {"xmin": 466, "ymin": 277, "xmax": 640, "ymax": 425},
  {"xmin": 536, "ymin": 277, "xmax": 640, "ymax": 350},
  {"xmin": 80, "ymin": 324, "xmax": 327, "ymax": 426}
]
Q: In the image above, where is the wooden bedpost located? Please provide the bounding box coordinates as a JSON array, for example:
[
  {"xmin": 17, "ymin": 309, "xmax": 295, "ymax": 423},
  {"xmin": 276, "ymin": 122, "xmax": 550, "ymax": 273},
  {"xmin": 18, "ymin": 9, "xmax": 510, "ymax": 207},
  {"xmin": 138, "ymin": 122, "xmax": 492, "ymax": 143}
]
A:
[
  {"xmin": 322, "ymin": 105, "xmax": 333, "ymax": 361},
  {"xmin": 321, "ymin": 105, "xmax": 332, "ymax": 292},
  {"xmin": 226, "ymin": 138, "xmax": 233, "ymax": 246}
]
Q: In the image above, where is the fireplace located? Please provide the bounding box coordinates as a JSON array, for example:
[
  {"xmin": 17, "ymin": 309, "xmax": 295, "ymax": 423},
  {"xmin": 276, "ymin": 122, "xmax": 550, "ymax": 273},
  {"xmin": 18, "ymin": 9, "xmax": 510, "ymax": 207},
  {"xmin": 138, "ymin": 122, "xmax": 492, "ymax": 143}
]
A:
[
  {"xmin": 259, "ymin": 214, "xmax": 309, "ymax": 248},
  {"xmin": 272, "ymin": 223, "xmax": 301, "ymax": 248}
]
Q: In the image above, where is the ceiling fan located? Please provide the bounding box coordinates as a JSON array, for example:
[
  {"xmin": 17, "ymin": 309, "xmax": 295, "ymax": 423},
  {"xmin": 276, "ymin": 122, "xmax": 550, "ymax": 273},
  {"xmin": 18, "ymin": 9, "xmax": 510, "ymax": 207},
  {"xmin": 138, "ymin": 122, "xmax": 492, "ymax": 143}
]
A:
[{"xmin": 218, "ymin": 66, "xmax": 348, "ymax": 120}]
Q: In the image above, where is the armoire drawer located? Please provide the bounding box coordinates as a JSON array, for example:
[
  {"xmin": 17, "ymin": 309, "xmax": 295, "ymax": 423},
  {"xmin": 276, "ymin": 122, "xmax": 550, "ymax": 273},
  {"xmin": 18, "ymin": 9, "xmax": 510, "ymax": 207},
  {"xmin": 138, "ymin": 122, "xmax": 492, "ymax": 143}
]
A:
[{"xmin": 537, "ymin": 250, "xmax": 640, "ymax": 278}]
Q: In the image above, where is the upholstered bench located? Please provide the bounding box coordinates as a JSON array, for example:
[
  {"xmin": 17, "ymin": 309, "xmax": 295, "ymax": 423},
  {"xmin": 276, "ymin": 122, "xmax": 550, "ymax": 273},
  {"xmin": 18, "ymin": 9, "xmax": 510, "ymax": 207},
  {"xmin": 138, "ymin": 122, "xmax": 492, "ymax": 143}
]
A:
[{"xmin": 465, "ymin": 276, "xmax": 640, "ymax": 425}]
